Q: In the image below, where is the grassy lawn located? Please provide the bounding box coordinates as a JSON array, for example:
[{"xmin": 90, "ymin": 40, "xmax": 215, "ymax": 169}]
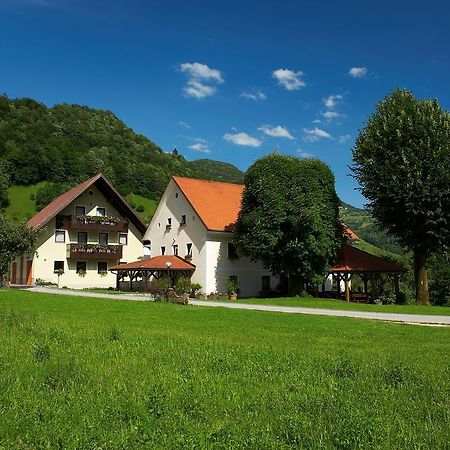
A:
[
  {"xmin": 3, "ymin": 182, "xmax": 46, "ymax": 223},
  {"xmin": 207, "ymin": 296, "xmax": 450, "ymax": 316},
  {"xmin": 126, "ymin": 193, "xmax": 158, "ymax": 224},
  {"xmin": 1, "ymin": 290, "xmax": 449, "ymax": 449}
]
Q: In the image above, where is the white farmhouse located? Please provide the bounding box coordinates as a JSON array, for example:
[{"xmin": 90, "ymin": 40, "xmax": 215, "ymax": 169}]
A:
[
  {"xmin": 11, "ymin": 173, "xmax": 147, "ymax": 288},
  {"xmin": 143, "ymin": 177, "xmax": 278, "ymax": 297}
]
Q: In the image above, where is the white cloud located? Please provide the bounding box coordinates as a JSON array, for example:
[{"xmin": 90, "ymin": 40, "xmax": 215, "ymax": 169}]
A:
[
  {"xmin": 339, "ymin": 134, "xmax": 351, "ymax": 143},
  {"xmin": 297, "ymin": 148, "xmax": 315, "ymax": 158},
  {"xmin": 258, "ymin": 124, "xmax": 294, "ymax": 140},
  {"xmin": 321, "ymin": 110, "xmax": 341, "ymax": 120},
  {"xmin": 348, "ymin": 67, "xmax": 368, "ymax": 78},
  {"xmin": 179, "ymin": 121, "xmax": 191, "ymax": 129},
  {"xmin": 179, "ymin": 62, "xmax": 223, "ymax": 99},
  {"xmin": 188, "ymin": 138, "xmax": 210, "ymax": 153},
  {"xmin": 323, "ymin": 94, "xmax": 343, "ymax": 109},
  {"xmin": 303, "ymin": 127, "xmax": 332, "ymax": 142},
  {"xmin": 179, "ymin": 62, "xmax": 224, "ymax": 83},
  {"xmin": 183, "ymin": 80, "xmax": 216, "ymax": 99},
  {"xmin": 272, "ymin": 69, "xmax": 305, "ymax": 90},
  {"xmin": 312, "ymin": 119, "xmax": 322, "ymax": 124},
  {"xmin": 223, "ymin": 132, "xmax": 262, "ymax": 147},
  {"xmin": 240, "ymin": 90, "xmax": 267, "ymax": 100},
  {"xmin": 188, "ymin": 142, "xmax": 210, "ymax": 154}
]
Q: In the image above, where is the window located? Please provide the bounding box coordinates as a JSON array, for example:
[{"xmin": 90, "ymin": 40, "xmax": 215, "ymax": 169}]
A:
[
  {"xmin": 98, "ymin": 232, "xmax": 108, "ymax": 245},
  {"xmin": 173, "ymin": 245, "xmax": 178, "ymax": 256},
  {"xmin": 228, "ymin": 242, "xmax": 238, "ymax": 259},
  {"xmin": 161, "ymin": 246, "xmax": 166, "ymax": 255},
  {"xmin": 119, "ymin": 233, "xmax": 128, "ymax": 245},
  {"xmin": 261, "ymin": 276, "xmax": 271, "ymax": 291},
  {"xmin": 181, "ymin": 214, "xmax": 186, "ymax": 225},
  {"xmin": 77, "ymin": 232, "xmax": 88, "ymax": 244},
  {"xmin": 167, "ymin": 218, "xmax": 172, "ymax": 226},
  {"xmin": 96, "ymin": 207, "xmax": 106, "ymax": 217},
  {"xmin": 186, "ymin": 243, "xmax": 192, "ymax": 257},
  {"xmin": 53, "ymin": 261, "xmax": 64, "ymax": 273},
  {"xmin": 97, "ymin": 261, "xmax": 108, "ymax": 274},
  {"xmin": 76, "ymin": 261, "xmax": 87, "ymax": 274},
  {"xmin": 55, "ymin": 215, "xmax": 66, "ymax": 229},
  {"xmin": 55, "ymin": 230, "xmax": 65, "ymax": 243},
  {"xmin": 75, "ymin": 205, "xmax": 86, "ymax": 216}
]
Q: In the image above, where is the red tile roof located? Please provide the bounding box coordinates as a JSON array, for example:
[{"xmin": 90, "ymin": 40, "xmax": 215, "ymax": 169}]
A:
[
  {"xmin": 110, "ymin": 255, "xmax": 195, "ymax": 271},
  {"xmin": 172, "ymin": 176, "xmax": 244, "ymax": 232},
  {"xmin": 342, "ymin": 223, "xmax": 360, "ymax": 240},
  {"xmin": 331, "ymin": 244, "xmax": 406, "ymax": 273},
  {"xmin": 27, "ymin": 173, "xmax": 147, "ymax": 234}
]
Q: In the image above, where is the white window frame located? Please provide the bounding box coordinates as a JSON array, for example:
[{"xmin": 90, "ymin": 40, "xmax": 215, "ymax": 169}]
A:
[
  {"xmin": 55, "ymin": 229, "xmax": 66, "ymax": 243},
  {"xmin": 118, "ymin": 233, "xmax": 128, "ymax": 246}
]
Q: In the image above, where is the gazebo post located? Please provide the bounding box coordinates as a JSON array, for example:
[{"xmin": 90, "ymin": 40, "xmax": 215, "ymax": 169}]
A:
[
  {"xmin": 370, "ymin": 274, "xmax": 376, "ymax": 303},
  {"xmin": 394, "ymin": 274, "xmax": 400, "ymax": 298},
  {"xmin": 116, "ymin": 272, "xmax": 120, "ymax": 291},
  {"xmin": 344, "ymin": 273, "xmax": 350, "ymax": 303},
  {"xmin": 336, "ymin": 274, "xmax": 341, "ymax": 298}
]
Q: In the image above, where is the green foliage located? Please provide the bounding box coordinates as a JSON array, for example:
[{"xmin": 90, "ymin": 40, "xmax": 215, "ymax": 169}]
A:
[
  {"xmin": 0, "ymin": 163, "xmax": 10, "ymax": 208},
  {"xmin": 225, "ymin": 276, "xmax": 239, "ymax": 295},
  {"xmin": 0, "ymin": 215, "xmax": 36, "ymax": 284},
  {"xmin": 352, "ymin": 89, "xmax": 450, "ymax": 303},
  {"xmin": 339, "ymin": 201, "xmax": 404, "ymax": 255},
  {"xmin": 0, "ymin": 290, "xmax": 449, "ymax": 448},
  {"xmin": 189, "ymin": 159, "xmax": 245, "ymax": 184},
  {"xmin": 235, "ymin": 153, "xmax": 344, "ymax": 291},
  {"xmin": 136, "ymin": 204, "xmax": 145, "ymax": 212},
  {"xmin": 429, "ymin": 252, "xmax": 450, "ymax": 306},
  {"xmin": 34, "ymin": 182, "xmax": 74, "ymax": 211},
  {"xmin": 0, "ymin": 95, "xmax": 245, "ymax": 202},
  {"xmin": 3, "ymin": 182, "xmax": 45, "ymax": 223},
  {"xmin": 174, "ymin": 276, "xmax": 191, "ymax": 295}
]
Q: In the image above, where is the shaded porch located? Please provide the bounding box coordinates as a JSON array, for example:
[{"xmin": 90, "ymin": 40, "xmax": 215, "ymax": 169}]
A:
[
  {"xmin": 322, "ymin": 244, "xmax": 407, "ymax": 303},
  {"xmin": 110, "ymin": 255, "xmax": 195, "ymax": 292}
]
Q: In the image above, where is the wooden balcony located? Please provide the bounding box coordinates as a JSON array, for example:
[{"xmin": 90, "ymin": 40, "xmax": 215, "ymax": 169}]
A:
[
  {"xmin": 65, "ymin": 215, "xmax": 128, "ymax": 232},
  {"xmin": 67, "ymin": 243, "xmax": 123, "ymax": 260}
]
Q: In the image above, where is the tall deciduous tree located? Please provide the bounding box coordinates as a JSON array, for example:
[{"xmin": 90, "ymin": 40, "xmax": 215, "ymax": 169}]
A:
[
  {"xmin": 0, "ymin": 164, "xmax": 10, "ymax": 208},
  {"xmin": 234, "ymin": 153, "xmax": 343, "ymax": 295},
  {"xmin": 352, "ymin": 89, "xmax": 450, "ymax": 305},
  {"xmin": 0, "ymin": 215, "xmax": 36, "ymax": 286}
]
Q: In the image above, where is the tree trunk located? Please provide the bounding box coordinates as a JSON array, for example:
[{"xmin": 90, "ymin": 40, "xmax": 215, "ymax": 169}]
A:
[
  {"xmin": 288, "ymin": 275, "xmax": 305, "ymax": 296},
  {"xmin": 414, "ymin": 250, "xmax": 429, "ymax": 305}
]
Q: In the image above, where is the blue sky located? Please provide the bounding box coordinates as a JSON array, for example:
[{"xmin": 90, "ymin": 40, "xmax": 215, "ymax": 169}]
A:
[{"xmin": 1, "ymin": 0, "xmax": 449, "ymax": 207}]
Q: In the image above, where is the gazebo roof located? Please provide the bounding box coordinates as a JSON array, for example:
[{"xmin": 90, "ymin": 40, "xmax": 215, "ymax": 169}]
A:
[
  {"xmin": 110, "ymin": 255, "xmax": 195, "ymax": 272},
  {"xmin": 331, "ymin": 244, "xmax": 406, "ymax": 273}
]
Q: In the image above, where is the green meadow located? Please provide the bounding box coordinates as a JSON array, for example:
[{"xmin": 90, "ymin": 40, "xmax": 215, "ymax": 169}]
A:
[{"xmin": 0, "ymin": 290, "xmax": 449, "ymax": 449}]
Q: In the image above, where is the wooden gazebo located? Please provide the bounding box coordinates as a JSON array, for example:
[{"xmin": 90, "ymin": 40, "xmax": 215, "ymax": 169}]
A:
[
  {"xmin": 110, "ymin": 255, "xmax": 195, "ymax": 292},
  {"xmin": 329, "ymin": 244, "xmax": 407, "ymax": 303}
]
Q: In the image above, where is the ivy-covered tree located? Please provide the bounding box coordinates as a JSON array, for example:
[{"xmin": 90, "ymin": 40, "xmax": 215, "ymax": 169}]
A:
[
  {"xmin": 0, "ymin": 215, "xmax": 36, "ymax": 286},
  {"xmin": 352, "ymin": 89, "xmax": 450, "ymax": 305},
  {"xmin": 234, "ymin": 153, "xmax": 343, "ymax": 295}
]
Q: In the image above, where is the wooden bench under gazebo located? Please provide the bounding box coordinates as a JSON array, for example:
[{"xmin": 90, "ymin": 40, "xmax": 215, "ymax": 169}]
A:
[
  {"xmin": 110, "ymin": 255, "xmax": 195, "ymax": 292},
  {"xmin": 326, "ymin": 244, "xmax": 406, "ymax": 303}
]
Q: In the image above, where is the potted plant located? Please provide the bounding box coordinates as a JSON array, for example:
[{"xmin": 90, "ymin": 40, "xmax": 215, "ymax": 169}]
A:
[
  {"xmin": 226, "ymin": 277, "xmax": 239, "ymax": 300},
  {"xmin": 54, "ymin": 268, "xmax": 64, "ymax": 287}
]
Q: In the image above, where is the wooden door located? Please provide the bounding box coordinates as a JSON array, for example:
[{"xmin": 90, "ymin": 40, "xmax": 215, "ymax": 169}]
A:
[{"xmin": 26, "ymin": 260, "xmax": 33, "ymax": 285}]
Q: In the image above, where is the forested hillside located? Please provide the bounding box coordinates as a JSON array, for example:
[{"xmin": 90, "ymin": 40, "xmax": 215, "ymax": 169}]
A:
[
  {"xmin": 340, "ymin": 201, "xmax": 404, "ymax": 255},
  {"xmin": 0, "ymin": 95, "xmax": 243, "ymax": 203}
]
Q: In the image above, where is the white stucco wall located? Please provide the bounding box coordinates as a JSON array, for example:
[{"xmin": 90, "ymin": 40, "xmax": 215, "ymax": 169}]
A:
[
  {"xmin": 13, "ymin": 185, "xmax": 144, "ymax": 288},
  {"xmin": 144, "ymin": 180, "xmax": 278, "ymax": 298}
]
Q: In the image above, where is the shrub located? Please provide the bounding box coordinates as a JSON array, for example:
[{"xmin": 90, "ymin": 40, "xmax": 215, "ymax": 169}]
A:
[
  {"xmin": 136, "ymin": 204, "xmax": 145, "ymax": 212},
  {"xmin": 225, "ymin": 277, "xmax": 239, "ymax": 295},
  {"xmin": 148, "ymin": 277, "xmax": 170, "ymax": 300},
  {"xmin": 174, "ymin": 276, "xmax": 191, "ymax": 295}
]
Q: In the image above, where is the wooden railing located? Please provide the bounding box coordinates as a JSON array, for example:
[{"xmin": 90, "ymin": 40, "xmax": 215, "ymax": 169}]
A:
[
  {"xmin": 67, "ymin": 243, "xmax": 123, "ymax": 260},
  {"xmin": 65, "ymin": 215, "xmax": 128, "ymax": 232}
]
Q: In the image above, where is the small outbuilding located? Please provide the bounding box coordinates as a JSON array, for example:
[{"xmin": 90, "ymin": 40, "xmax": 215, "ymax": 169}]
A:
[{"xmin": 110, "ymin": 255, "xmax": 195, "ymax": 291}]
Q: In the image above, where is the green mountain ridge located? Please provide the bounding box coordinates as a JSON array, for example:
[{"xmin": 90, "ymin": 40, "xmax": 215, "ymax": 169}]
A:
[
  {"xmin": 0, "ymin": 94, "xmax": 399, "ymax": 255},
  {"xmin": 0, "ymin": 95, "xmax": 244, "ymax": 202}
]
